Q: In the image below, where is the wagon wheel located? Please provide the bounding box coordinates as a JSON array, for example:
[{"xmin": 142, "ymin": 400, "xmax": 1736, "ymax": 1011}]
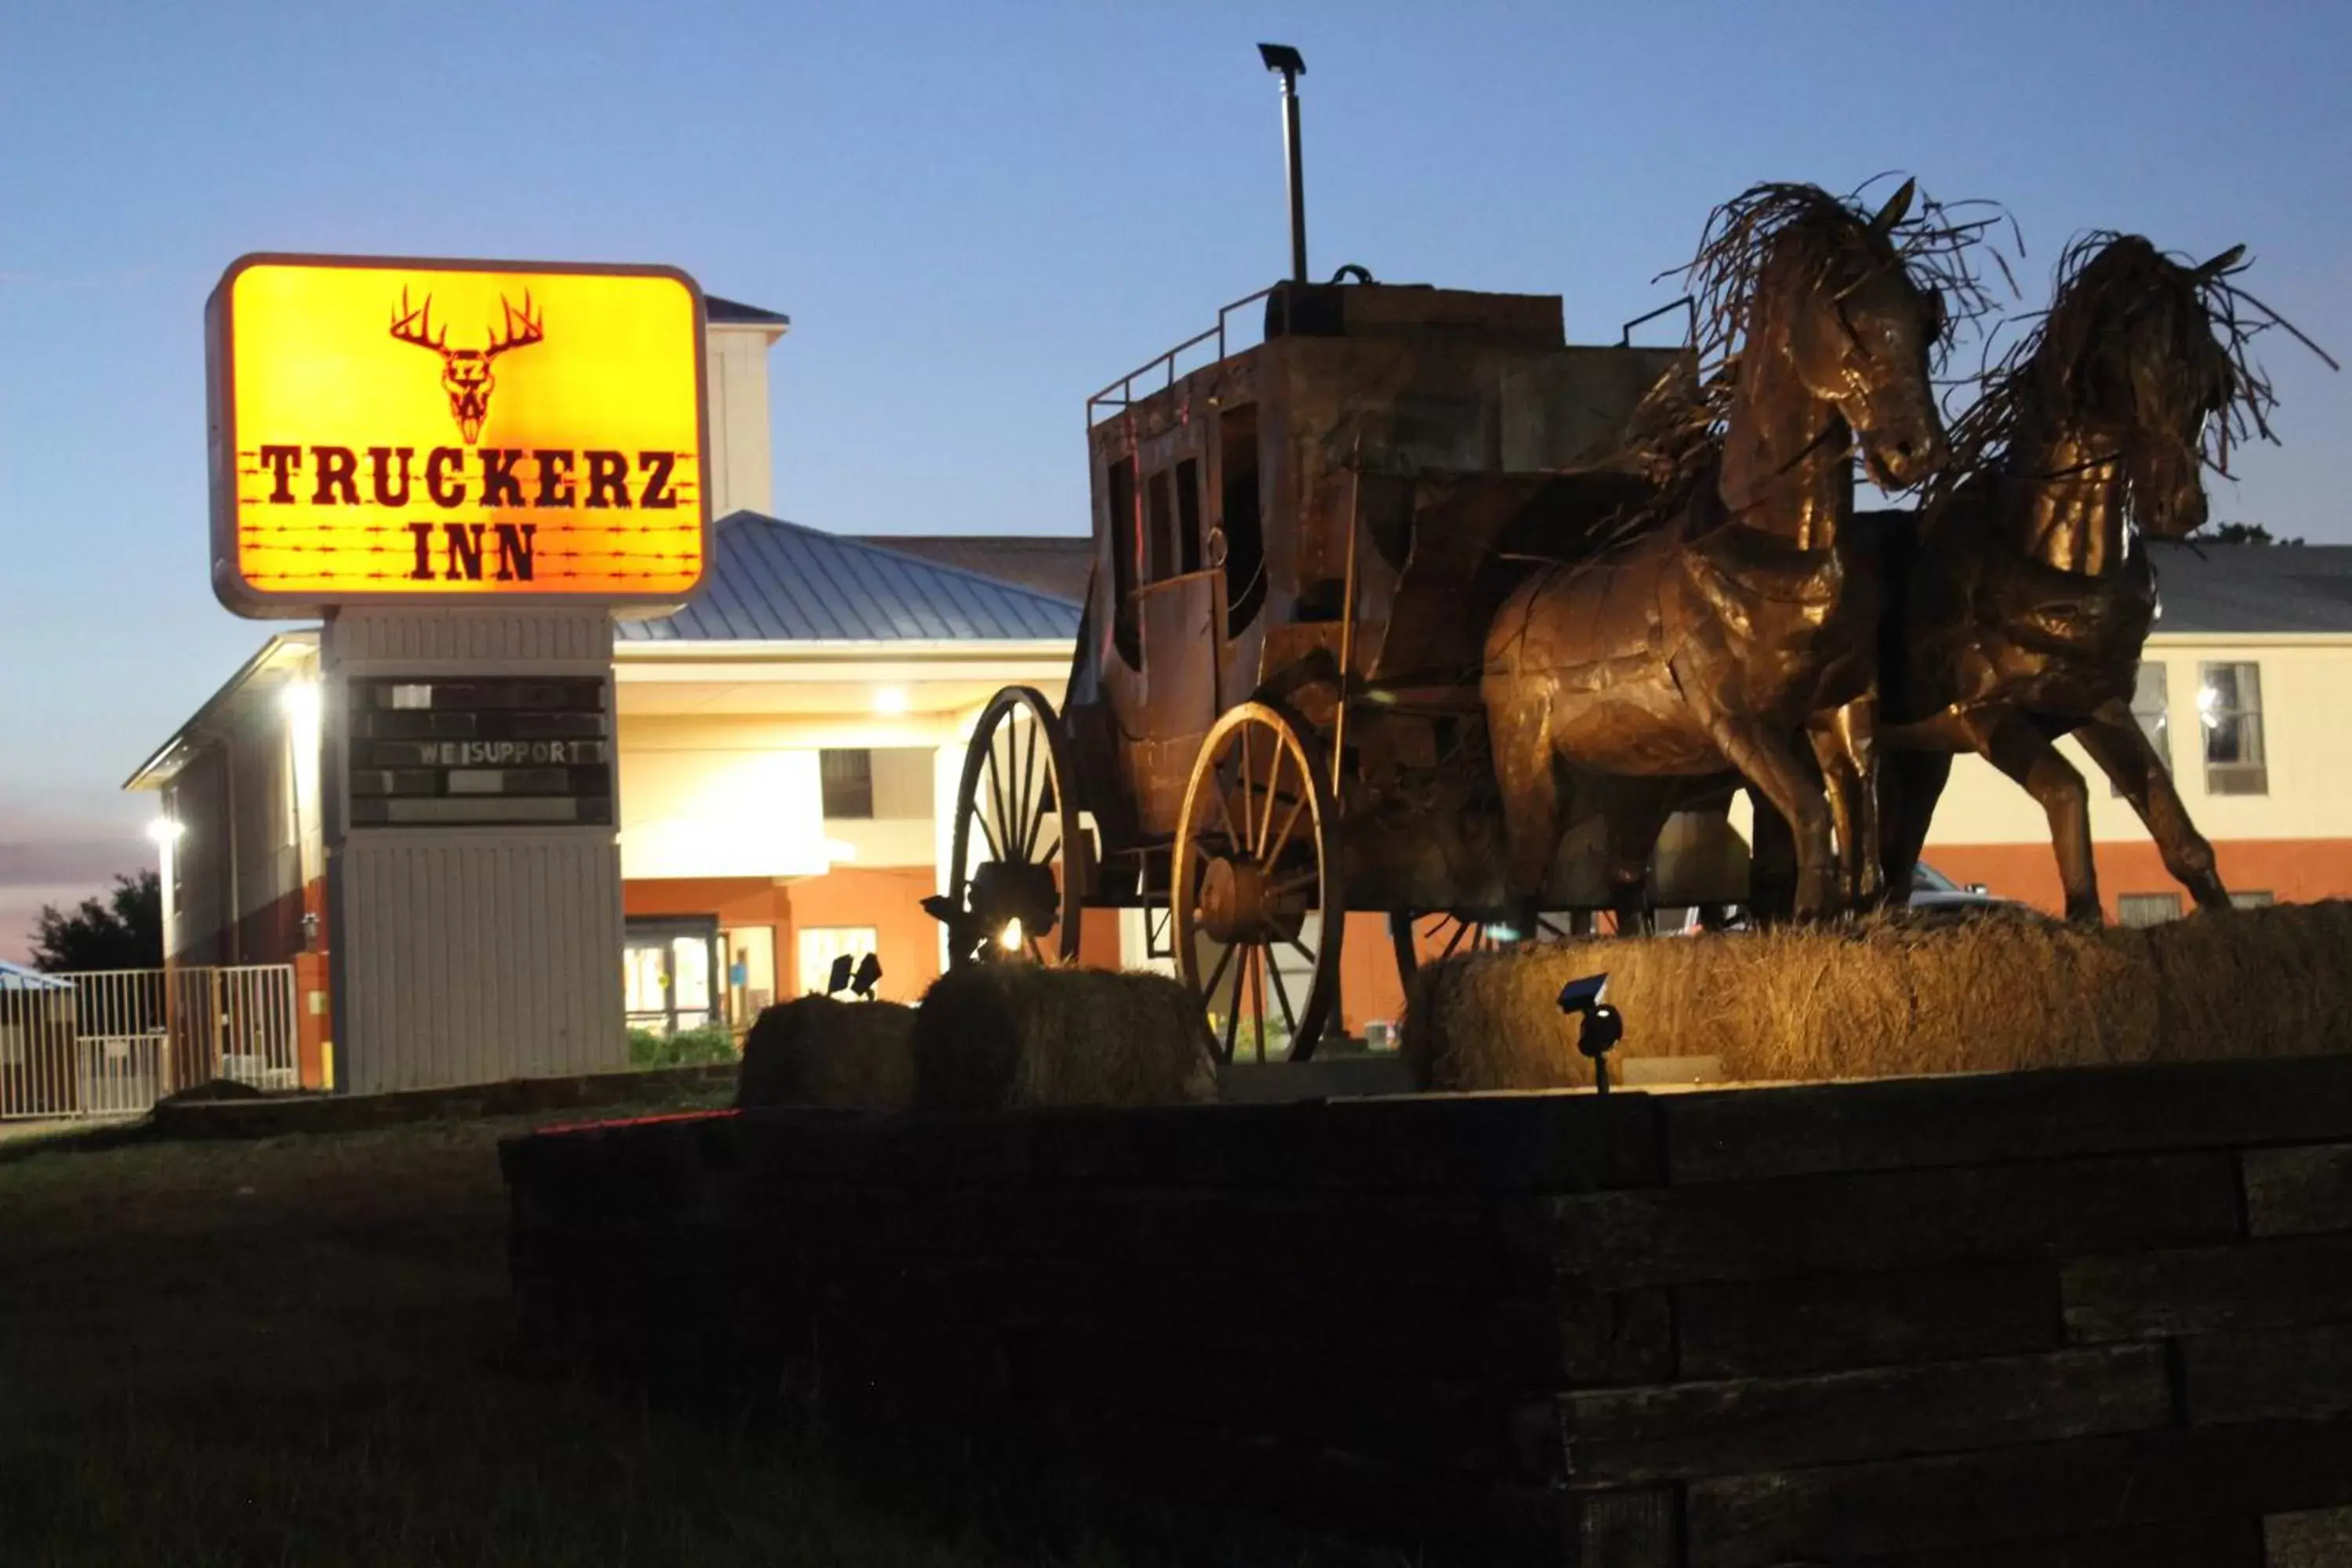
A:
[
  {"xmin": 946, "ymin": 686, "xmax": 1086, "ymax": 967},
  {"xmin": 1387, "ymin": 909, "xmax": 1584, "ymax": 995},
  {"xmin": 1173, "ymin": 701, "xmax": 1345, "ymax": 1065}
]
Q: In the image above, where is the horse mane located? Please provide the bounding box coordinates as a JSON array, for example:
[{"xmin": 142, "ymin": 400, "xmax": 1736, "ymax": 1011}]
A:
[
  {"xmin": 1603, "ymin": 177, "xmax": 2009, "ymax": 543},
  {"xmin": 1933, "ymin": 231, "xmax": 2334, "ymax": 506}
]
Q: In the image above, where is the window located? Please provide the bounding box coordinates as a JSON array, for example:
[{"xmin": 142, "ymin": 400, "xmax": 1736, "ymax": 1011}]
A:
[
  {"xmin": 820, "ymin": 749, "xmax": 874, "ymax": 818},
  {"xmin": 2199, "ymin": 662, "xmax": 2267, "ymax": 795},
  {"xmin": 2118, "ymin": 893, "xmax": 2183, "ymax": 928},
  {"xmin": 1105, "ymin": 456, "xmax": 1142, "ymax": 666},
  {"xmin": 1218, "ymin": 404, "xmax": 1265, "ymax": 636},
  {"xmin": 797, "ymin": 925, "xmax": 878, "ymax": 997},
  {"xmin": 1175, "ymin": 459, "xmax": 1203, "ymax": 575},
  {"xmin": 2116, "ymin": 662, "xmax": 2171, "ymax": 795},
  {"xmin": 1145, "ymin": 469, "xmax": 1175, "ymax": 580},
  {"xmin": 2231, "ymin": 891, "xmax": 2275, "ymax": 909},
  {"xmin": 722, "ymin": 926, "xmax": 777, "ymax": 1029}
]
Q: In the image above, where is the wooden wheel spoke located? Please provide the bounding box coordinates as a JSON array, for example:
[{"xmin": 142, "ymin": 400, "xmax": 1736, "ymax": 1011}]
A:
[
  {"xmin": 1010, "ymin": 717, "xmax": 1035, "ymax": 859},
  {"xmin": 1210, "ymin": 753, "xmax": 1242, "ymax": 851},
  {"xmin": 1249, "ymin": 949, "xmax": 1267, "ymax": 1063},
  {"xmin": 1254, "ymin": 742, "xmax": 1286, "ymax": 862},
  {"xmin": 1283, "ymin": 934, "xmax": 1316, "ymax": 962},
  {"xmin": 974, "ymin": 810, "xmax": 1005, "ymax": 866},
  {"xmin": 1221, "ymin": 975, "xmax": 1243, "ymax": 1062},
  {"xmin": 1268, "ymin": 869, "xmax": 1320, "ymax": 898},
  {"xmin": 1265, "ymin": 952, "xmax": 1300, "ymax": 1040},
  {"xmin": 1537, "ymin": 916, "xmax": 1573, "ymax": 941},
  {"xmin": 1239, "ymin": 722, "xmax": 1258, "ymax": 854},
  {"xmin": 1264, "ymin": 786, "xmax": 1308, "ymax": 872},
  {"xmin": 983, "ymin": 739, "xmax": 1014, "ymax": 863},
  {"xmin": 1440, "ymin": 918, "xmax": 1471, "ymax": 961},
  {"xmin": 1205, "ymin": 940, "xmax": 1239, "ymax": 999}
]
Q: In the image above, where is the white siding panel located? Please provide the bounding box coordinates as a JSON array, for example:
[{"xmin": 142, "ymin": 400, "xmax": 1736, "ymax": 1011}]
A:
[{"xmin": 333, "ymin": 831, "xmax": 624, "ymax": 1094}]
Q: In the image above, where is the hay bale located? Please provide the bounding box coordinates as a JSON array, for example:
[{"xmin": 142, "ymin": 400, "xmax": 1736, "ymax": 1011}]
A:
[
  {"xmin": 911, "ymin": 964, "xmax": 1218, "ymax": 1112},
  {"xmin": 735, "ymin": 995, "xmax": 916, "ymax": 1110},
  {"xmin": 1403, "ymin": 901, "xmax": 2352, "ymax": 1091}
]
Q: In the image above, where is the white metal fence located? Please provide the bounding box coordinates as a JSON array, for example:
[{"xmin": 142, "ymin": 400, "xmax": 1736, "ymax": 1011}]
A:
[{"xmin": 0, "ymin": 964, "xmax": 301, "ymax": 1122}]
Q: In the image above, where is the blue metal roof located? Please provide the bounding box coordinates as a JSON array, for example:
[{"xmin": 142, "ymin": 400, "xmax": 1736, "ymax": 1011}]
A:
[
  {"xmin": 2145, "ymin": 541, "xmax": 2352, "ymax": 635},
  {"xmin": 619, "ymin": 513, "xmax": 1083, "ymax": 644},
  {"xmin": 705, "ymin": 295, "xmax": 791, "ymax": 328}
]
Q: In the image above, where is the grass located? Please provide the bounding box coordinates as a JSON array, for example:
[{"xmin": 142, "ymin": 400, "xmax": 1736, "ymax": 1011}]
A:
[{"xmin": 0, "ymin": 1085, "xmax": 1114, "ymax": 1568}]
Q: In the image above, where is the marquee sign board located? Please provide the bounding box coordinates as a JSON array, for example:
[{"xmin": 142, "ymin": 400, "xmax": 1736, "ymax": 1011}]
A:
[
  {"xmin": 206, "ymin": 254, "xmax": 710, "ymax": 617},
  {"xmin": 343, "ymin": 676, "xmax": 613, "ymax": 828}
]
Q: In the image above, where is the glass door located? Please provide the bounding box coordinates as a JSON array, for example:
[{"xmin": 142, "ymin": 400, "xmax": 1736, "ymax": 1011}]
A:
[{"xmin": 622, "ymin": 917, "xmax": 721, "ymax": 1034}]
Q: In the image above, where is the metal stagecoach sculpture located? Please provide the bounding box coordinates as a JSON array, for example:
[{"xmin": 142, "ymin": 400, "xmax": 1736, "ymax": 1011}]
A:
[{"xmin": 923, "ymin": 46, "xmax": 2327, "ymax": 1060}]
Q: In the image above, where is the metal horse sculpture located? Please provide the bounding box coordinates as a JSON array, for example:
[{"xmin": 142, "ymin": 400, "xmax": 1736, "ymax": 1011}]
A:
[
  {"xmin": 1483, "ymin": 180, "xmax": 1957, "ymax": 927},
  {"xmin": 1875, "ymin": 234, "xmax": 2330, "ymax": 919}
]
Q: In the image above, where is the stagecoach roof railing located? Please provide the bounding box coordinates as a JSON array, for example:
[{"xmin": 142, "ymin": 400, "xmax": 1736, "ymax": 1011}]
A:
[{"xmin": 1087, "ymin": 285, "xmax": 1279, "ymax": 429}]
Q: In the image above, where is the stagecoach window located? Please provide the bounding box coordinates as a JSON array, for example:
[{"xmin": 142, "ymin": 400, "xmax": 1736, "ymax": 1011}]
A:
[
  {"xmin": 2116, "ymin": 662, "xmax": 2172, "ymax": 796},
  {"xmin": 1146, "ymin": 469, "xmax": 1175, "ymax": 580},
  {"xmin": 1105, "ymin": 456, "xmax": 1142, "ymax": 666},
  {"xmin": 819, "ymin": 749, "xmax": 874, "ymax": 820},
  {"xmin": 2198, "ymin": 662, "xmax": 2267, "ymax": 796},
  {"xmin": 1219, "ymin": 404, "xmax": 1265, "ymax": 636},
  {"xmin": 1176, "ymin": 459, "xmax": 1203, "ymax": 575},
  {"xmin": 2118, "ymin": 893, "xmax": 2183, "ymax": 927}
]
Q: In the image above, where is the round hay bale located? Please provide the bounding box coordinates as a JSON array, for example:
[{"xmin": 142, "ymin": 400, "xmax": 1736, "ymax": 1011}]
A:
[
  {"xmin": 1402, "ymin": 901, "xmax": 2351, "ymax": 1092},
  {"xmin": 735, "ymin": 995, "xmax": 916, "ymax": 1110},
  {"xmin": 911, "ymin": 964, "xmax": 1218, "ymax": 1112}
]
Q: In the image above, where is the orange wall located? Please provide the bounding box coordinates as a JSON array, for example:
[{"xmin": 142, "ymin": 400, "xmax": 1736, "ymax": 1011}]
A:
[{"xmin": 1922, "ymin": 837, "xmax": 2352, "ymax": 921}]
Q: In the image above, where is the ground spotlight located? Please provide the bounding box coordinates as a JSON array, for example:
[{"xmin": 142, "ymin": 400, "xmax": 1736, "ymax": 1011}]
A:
[{"xmin": 1555, "ymin": 971, "xmax": 1624, "ymax": 1094}]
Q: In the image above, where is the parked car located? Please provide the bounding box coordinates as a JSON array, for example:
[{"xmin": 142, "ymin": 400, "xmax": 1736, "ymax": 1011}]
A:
[{"xmin": 1674, "ymin": 863, "xmax": 2027, "ymax": 933}]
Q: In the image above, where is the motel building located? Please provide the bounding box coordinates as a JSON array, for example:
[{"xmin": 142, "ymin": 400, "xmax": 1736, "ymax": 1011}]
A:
[{"xmin": 128, "ymin": 293, "xmax": 2352, "ymax": 1090}]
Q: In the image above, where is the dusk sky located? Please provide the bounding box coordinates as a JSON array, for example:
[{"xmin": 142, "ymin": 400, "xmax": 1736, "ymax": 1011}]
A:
[{"xmin": 3, "ymin": 1, "xmax": 2345, "ymax": 960}]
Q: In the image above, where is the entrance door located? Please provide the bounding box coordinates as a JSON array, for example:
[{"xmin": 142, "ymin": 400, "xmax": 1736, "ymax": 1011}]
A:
[{"xmin": 622, "ymin": 917, "xmax": 721, "ymax": 1034}]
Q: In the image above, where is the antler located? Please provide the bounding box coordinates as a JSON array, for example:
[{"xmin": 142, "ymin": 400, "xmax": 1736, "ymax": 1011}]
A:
[
  {"xmin": 485, "ymin": 291, "xmax": 544, "ymax": 359},
  {"xmin": 389, "ymin": 288, "xmax": 447, "ymax": 354}
]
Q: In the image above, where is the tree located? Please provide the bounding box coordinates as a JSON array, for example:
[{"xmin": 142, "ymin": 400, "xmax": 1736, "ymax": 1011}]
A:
[
  {"xmin": 2194, "ymin": 521, "xmax": 2303, "ymax": 546},
  {"xmin": 29, "ymin": 870, "xmax": 163, "ymax": 973}
]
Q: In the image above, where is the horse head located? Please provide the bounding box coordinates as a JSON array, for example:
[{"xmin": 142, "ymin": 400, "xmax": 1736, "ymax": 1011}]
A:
[
  {"xmin": 2031, "ymin": 236, "xmax": 2249, "ymax": 539},
  {"xmin": 1766, "ymin": 178, "xmax": 1951, "ymax": 490}
]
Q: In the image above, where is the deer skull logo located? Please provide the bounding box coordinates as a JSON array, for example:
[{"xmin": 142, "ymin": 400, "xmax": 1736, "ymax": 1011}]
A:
[{"xmin": 389, "ymin": 288, "xmax": 545, "ymax": 445}]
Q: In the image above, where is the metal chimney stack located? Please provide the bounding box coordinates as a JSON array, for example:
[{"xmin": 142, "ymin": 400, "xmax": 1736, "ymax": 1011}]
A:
[{"xmin": 1258, "ymin": 44, "xmax": 1308, "ymax": 284}]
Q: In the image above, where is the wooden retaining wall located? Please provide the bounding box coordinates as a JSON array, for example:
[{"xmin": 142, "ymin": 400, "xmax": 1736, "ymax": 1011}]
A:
[{"xmin": 501, "ymin": 1056, "xmax": 2352, "ymax": 1566}]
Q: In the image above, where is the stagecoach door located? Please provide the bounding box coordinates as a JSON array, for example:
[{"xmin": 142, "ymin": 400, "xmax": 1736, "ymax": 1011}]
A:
[{"xmin": 1122, "ymin": 454, "xmax": 1224, "ymax": 739}]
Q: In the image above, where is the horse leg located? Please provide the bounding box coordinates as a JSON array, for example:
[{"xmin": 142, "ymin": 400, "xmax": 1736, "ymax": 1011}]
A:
[
  {"xmin": 2074, "ymin": 699, "xmax": 2230, "ymax": 913},
  {"xmin": 1486, "ymin": 697, "xmax": 1562, "ymax": 904},
  {"xmin": 1602, "ymin": 791, "xmax": 1674, "ymax": 937},
  {"xmin": 1809, "ymin": 695, "xmax": 1881, "ymax": 912},
  {"xmin": 1745, "ymin": 789, "xmax": 1798, "ymax": 925},
  {"xmin": 1961, "ymin": 706, "xmax": 2100, "ymax": 923},
  {"xmin": 1719, "ymin": 728, "xmax": 1837, "ymax": 921},
  {"xmin": 1876, "ymin": 746, "xmax": 1953, "ymax": 909}
]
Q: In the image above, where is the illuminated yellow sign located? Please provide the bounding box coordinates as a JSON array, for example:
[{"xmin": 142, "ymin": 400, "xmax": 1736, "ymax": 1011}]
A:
[{"xmin": 206, "ymin": 255, "xmax": 709, "ymax": 616}]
